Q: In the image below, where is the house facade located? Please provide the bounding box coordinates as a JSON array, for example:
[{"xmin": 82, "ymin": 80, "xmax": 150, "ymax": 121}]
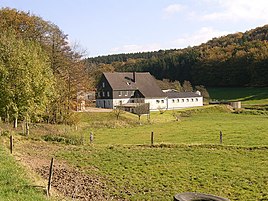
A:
[{"xmin": 96, "ymin": 72, "xmax": 203, "ymax": 111}]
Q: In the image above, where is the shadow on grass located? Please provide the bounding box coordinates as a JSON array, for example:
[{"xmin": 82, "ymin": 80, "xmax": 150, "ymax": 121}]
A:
[{"xmin": 208, "ymin": 87, "xmax": 268, "ymax": 102}]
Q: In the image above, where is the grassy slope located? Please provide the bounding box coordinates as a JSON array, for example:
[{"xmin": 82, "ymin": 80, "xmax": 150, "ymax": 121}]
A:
[
  {"xmin": 55, "ymin": 105, "xmax": 268, "ymax": 200},
  {"xmin": 75, "ymin": 106, "xmax": 268, "ymax": 147},
  {"xmin": 0, "ymin": 145, "xmax": 46, "ymax": 201},
  {"xmin": 208, "ymin": 87, "xmax": 268, "ymax": 105}
]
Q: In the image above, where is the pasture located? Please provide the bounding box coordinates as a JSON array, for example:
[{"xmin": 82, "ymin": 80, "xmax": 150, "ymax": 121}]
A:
[
  {"xmin": 0, "ymin": 87, "xmax": 268, "ymax": 200},
  {"xmin": 208, "ymin": 87, "xmax": 268, "ymax": 105}
]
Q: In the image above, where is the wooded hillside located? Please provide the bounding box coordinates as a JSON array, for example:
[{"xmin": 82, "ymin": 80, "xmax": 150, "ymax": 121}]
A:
[{"xmin": 87, "ymin": 25, "xmax": 268, "ymax": 87}]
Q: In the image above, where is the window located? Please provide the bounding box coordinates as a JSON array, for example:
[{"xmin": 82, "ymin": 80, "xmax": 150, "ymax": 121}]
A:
[
  {"xmin": 102, "ymin": 82, "xmax": 105, "ymax": 88},
  {"xmin": 187, "ymin": 99, "xmax": 189, "ymax": 102},
  {"xmin": 172, "ymin": 99, "xmax": 175, "ymax": 103},
  {"xmin": 119, "ymin": 100, "xmax": 122, "ymax": 105},
  {"xmin": 196, "ymin": 98, "xmax": 198, "ymax": 102},
  {"xmin": 98, "ymin": 92, "xmax": 100, "ymax": 97},
  {"xmin": 191, "ymin": 98, "xmax": 194, "ymax": 102},
  {"xmin": 177, "ymin": 99, "xmax": 180, "ymax": 102},
  {"xmin": 107, "ymin": 91, "xmax": 110, "ymax": 97},
  {"xmin": 161, "ymin": 100, "xmax": 164, "ymax": 103},
  {"xmin": 119, "ymin": 91, "xmax": 122, "ymax": 96},
  {"xmin": 125, "ymin": 91, "xmax": 128, "ymax": 96},
  {"xmin": 156, "ymin": 100, "xmax": 160, "ymax": 103},
  {"xmin": 182, "ymin": 99, "xmax": 184, "ymax": 102},
  {"xmin": 102, "ymin": 91, "xmax": 105, "ymax": 97}
]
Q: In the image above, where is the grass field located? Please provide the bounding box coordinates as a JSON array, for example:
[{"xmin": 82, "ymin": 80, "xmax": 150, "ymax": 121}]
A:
[
  {"xmin": 0, "ymin": 87, "xmax": 268, "ymax": 200},
  {"xmin": 0, "ymin": 145, "xmax": 46, "ymax": 201},
  {"xmin": 58, "ymin": 144, "xmax": 268, "ymax": 201},
  {"xmin": 53, "ymin": 106, "xmax": 268, "ymax": 200},
  {"xmin": 88, "ymin": 109, "xmax": 268, "ymax": 146},
  {"xmin": 208, "ymin": 87, "xmax": 268, "ymax": 105}
]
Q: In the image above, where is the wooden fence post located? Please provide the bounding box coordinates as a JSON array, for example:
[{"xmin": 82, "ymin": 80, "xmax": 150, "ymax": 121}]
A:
[
  {"xmin": 90, "ymin": 132, "xmax": 93, "ymax": 144},
  {"xmin": 26, "ymin": 122, "xmax": 29, "ymax": 136},
  {"xmin": 80, "ymin": 133, "xmax": 85, "ymax": 145},
  {"xmin": 47, "ymin": 158, "xmax": 54, "ymax": 197},
  {"xmin": 151, "ymin": 131, "xmax": 154, "ymax": 146},
  {"xmin": 220, "ymin": 131, "xmax": 223, "ymax": 144},
  {"xmin": 10, "ymin": 135, "xmax": 13, "ymax": 154}
]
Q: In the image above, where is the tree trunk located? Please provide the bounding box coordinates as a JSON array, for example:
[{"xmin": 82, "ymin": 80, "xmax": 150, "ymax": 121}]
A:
[
  {"xmin": 13, "ymin": 117, "xmax": 18, "ymax": 128},
  {"xmin": 26, "ymin": 121, "xmax": 30, "ymax": 136}
]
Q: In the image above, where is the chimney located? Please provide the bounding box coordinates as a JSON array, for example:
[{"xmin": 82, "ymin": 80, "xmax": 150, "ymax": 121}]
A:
[{"xmin": 133, "ymin": 72, "xmax": 136, "ymax": 83}]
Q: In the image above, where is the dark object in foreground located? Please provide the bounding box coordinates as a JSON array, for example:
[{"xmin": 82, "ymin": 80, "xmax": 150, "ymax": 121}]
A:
[{"xmin": 174, "ymin": 192, "xmax": 230, "ymax": 201}]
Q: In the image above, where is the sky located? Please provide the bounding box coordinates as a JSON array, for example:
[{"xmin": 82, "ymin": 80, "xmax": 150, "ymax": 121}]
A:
[{"xmin": 1, "ymin": 0, "xmax": 268, "ymax": 57}]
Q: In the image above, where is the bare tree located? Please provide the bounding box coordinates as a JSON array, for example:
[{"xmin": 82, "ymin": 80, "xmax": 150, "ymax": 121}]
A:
[
  {"xmin": 182, "ymin": 80, "xmax": 193, "ymax": 92},
  {"xmin": 134, "ymin": 103, "xmax": 150, "ymax": 123},
  {"xmin": 113, "ymin": 106, "xmax": 124, "ymax": 120}
]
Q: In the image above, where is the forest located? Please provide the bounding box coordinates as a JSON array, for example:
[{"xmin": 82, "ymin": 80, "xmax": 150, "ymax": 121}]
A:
[
  {"xmin": 0, "ymin": 8, "xmax": 91, "ymax": 126},
  {"xmin": 87, "ymin": 25, "xmax": 268, "ymax": 87}
]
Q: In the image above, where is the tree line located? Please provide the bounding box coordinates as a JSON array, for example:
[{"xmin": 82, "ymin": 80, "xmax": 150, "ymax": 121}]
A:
[
  {"xmin": 0, "ymin": 8, "xmax": 91, "ymax": 127},
  {"xmin": 86, "ymin": 25, "xmax": 268, "ymax": 87}
]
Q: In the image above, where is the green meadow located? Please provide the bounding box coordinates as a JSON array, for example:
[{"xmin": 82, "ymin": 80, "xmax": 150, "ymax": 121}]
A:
[
  {"xmin": 0, "ymin": 87, "xmax": 268, "ymax": 200},
  {"xmin": 58, "ymin": 144, "xmax": 268, "ymax": 201},
  {"xmin": 55, "ymin": 105, "xmax": 267, "ymax": 200},
  {"xmin": 208, "ymin": 87, "xmax": 268, "ymax": 105}
]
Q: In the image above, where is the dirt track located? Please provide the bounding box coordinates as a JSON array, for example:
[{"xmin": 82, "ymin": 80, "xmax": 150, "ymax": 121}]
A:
[
  {"xmin": 36, "ymin": 163, "xmax": 114, "ymax": 200},
  {"xmin": 14, "ymin": 141, "xmax": 123, "ymax": 201},
  {"xmin": 82, "ymin": 107, "xmax": 112, "ymax": 113}
]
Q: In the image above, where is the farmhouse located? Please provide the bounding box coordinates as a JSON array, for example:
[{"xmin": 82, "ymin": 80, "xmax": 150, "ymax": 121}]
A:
[{"xmin": 96, "ymin": 72, "xmax": 203, "ymax": 111}]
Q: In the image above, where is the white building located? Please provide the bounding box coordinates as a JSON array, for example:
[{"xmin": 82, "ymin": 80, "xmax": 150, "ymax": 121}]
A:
[{"xmin": 96, "ymin": 72, "xmax": 203, "ymax": 111}]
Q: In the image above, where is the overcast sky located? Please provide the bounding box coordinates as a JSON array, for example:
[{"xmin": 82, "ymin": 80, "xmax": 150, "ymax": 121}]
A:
[{"xmin": 1, "ymin": 0, "xmax": 268, "ymax": 57}]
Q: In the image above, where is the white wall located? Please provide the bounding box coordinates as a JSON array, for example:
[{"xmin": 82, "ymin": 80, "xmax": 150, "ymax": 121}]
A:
[
  {"xmin": 112, "ymin": 98, "xmax": 132, "ymax": 108},
  {"xmin": 167, "ymin": 97, "xmax": 203, "ymax": 110},
  {"xmin": 145, "ymin": 98, "xmax": 167, "ymax": 111}
]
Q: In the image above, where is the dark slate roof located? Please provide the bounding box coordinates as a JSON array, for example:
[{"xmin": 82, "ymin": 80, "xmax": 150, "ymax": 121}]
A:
[
  {"xmin": 165, "ymin": 91, "xmax": 202, "ymax": 98},
  {"xmin": 103, "ymin": 72, "xmax": 166, "ymax": 98}
]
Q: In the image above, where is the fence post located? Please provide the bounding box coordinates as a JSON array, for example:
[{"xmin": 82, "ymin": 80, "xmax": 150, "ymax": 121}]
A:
[
  {"xmin": 220, "ymin": 131, "xmax": 223, "ymax": 144},
  {"xmin": 80, "ymin": 133, "xmax": 85, "ymax": 145},
  {"xmin": 10, "ymin": 135, "xmax": 13, "ymax": 154},
  {"xmin": 47, "ymin": 158, "xmax": 54, "ymax": 197},
  {"xmin": 26, "ymin": 122, "xmax": 29, "ymax": 136},
  {"xmin": 151, "ymin": 131, "xmax": 154, "ymax": 146},
  {"xmin": 90, "ymin": 132, "xmax": 93, "ymax": 144}
]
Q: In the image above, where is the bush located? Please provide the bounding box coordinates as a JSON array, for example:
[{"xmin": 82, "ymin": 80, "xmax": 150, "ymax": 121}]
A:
[
  {"xmin": 180, "ymin": 111, "xmax": 192, "ymax": 117},
  {"xmin": 0, "ymin": 130, "xmax": 10, "ymax": 136},
  {"xmin": 42, "ymin": 134, "xmax": 83, "ymax": 145}
]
